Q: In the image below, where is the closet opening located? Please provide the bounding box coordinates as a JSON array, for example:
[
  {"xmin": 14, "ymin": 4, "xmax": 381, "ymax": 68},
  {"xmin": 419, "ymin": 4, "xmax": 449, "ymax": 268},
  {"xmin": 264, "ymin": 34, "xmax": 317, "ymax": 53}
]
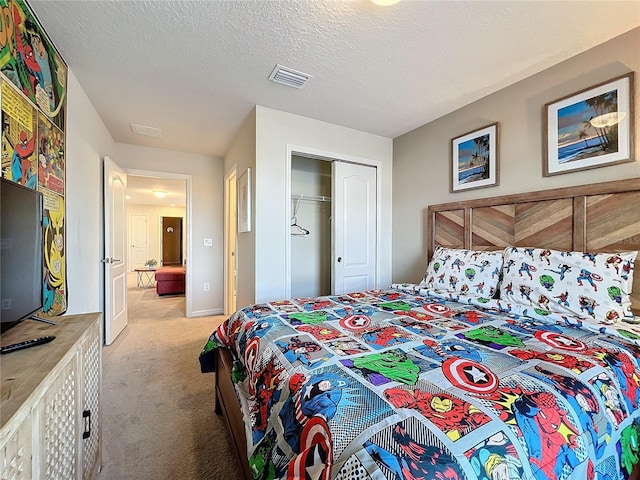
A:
[
  {"xmin": 290, "ymin": 156, "xmax": 332, "ymax": 298},
  {"xmin": 287, "ymin": 149, "xmax": 379, "ymax": 299}
]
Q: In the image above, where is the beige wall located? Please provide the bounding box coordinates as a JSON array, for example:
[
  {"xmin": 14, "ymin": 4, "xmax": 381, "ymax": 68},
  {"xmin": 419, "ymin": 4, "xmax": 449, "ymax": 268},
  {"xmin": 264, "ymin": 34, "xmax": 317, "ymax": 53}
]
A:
[
  {"xmin": 126, "ymin": 204, "xmax": 187, "ymax": 268},
  {"xmin": 393, "ymin": 27, "xmax": 640, "ymax": 284}
]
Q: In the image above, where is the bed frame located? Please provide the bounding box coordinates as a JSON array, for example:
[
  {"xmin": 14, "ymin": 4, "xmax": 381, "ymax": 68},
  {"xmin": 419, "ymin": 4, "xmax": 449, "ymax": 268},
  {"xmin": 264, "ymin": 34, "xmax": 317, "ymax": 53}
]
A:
[{"xmin": 214, "ymin": 177, "xmax": 640, "ymax": 479}]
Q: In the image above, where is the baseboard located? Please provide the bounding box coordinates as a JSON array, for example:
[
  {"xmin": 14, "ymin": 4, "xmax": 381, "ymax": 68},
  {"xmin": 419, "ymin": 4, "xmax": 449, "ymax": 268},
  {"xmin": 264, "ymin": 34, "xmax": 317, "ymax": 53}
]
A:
[{"xmin": 189, "ymin": 308, "xmax": 224, "ymax": 317}]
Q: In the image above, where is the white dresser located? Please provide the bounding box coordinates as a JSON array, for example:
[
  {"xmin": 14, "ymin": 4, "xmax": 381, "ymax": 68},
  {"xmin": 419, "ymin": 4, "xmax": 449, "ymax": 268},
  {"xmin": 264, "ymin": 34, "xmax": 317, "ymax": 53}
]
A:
[{"xmin": 0, "ymin": 312, "xmax": 102, "ymax": 480}]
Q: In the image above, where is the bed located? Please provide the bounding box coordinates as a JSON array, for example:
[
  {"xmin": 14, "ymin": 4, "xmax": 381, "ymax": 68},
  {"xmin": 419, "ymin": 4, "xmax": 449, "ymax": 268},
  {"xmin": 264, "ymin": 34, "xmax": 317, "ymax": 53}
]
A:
[{"xmin": 200, "ymin": 177, "xmax": 640, "ymax": 480}]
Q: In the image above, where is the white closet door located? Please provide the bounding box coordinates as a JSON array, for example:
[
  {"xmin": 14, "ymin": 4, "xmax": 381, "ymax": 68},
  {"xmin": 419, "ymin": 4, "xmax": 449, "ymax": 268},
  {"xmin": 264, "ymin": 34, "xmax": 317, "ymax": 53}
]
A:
[{"xmin": 332, "ymin": 162, "xmax": 377, "ymax": 294}]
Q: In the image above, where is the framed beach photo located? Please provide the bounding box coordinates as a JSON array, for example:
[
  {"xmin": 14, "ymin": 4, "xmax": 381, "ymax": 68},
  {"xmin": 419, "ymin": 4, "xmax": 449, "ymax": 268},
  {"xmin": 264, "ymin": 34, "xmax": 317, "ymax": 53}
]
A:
[
  {"xmin": 451, "ymin": 123, "xmax": 499, "ymax": 192},
  {"xmin": 544, "ymin": 73, "xmax": 634, "ymax": 176}
]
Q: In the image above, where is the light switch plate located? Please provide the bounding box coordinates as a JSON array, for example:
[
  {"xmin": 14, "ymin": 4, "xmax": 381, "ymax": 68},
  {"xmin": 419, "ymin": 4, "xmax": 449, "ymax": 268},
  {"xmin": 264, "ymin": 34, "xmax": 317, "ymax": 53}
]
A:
[{"xmin": 203, "ymin": 238, "xmax": 213, "ymax": 247}]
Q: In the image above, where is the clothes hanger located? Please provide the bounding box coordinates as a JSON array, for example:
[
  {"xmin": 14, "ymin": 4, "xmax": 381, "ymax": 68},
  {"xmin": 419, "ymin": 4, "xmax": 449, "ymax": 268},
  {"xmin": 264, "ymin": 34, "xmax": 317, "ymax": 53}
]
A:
[{"xmin": 291, "ymin": 198, "xmax": 310, "ymax": 236}]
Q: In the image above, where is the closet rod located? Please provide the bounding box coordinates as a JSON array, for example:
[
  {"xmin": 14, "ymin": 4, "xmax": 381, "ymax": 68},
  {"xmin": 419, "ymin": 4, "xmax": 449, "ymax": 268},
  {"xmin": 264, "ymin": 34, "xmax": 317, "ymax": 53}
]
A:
[{"xmin": 291, "ymin": 194, "xmax": 332, "ymax": 202}]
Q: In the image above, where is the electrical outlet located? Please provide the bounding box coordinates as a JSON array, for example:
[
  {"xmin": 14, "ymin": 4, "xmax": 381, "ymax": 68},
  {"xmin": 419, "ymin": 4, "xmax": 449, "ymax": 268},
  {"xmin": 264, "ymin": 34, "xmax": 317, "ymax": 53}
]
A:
[{"xmin": 203, "ymin": 283, "xmax": 210, "ymax": 292}]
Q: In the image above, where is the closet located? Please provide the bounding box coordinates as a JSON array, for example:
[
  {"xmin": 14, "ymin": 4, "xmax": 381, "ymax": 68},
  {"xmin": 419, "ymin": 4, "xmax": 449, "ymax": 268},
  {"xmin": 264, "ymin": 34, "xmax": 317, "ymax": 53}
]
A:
[
  {"xmin": 290, "ymin": 155, "xmax": 332, "ymax": 298},
  {"xmin": 290, "ymin": 154, "xmax": 377, "ymax": 298}
]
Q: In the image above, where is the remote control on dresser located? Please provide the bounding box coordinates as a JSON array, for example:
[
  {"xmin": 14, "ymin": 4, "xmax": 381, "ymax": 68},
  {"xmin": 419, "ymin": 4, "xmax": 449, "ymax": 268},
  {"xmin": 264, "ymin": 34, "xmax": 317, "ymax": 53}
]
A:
[{"xmin": 1, "ymin": 336, "xmax": 56, "ymax": 354}]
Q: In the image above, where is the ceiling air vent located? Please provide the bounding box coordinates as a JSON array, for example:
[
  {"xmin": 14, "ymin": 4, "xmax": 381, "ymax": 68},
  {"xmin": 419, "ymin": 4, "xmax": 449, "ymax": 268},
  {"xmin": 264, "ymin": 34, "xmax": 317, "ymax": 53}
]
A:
[
  {"xmin": 130, "ymin": 123, "xmax": 163, "ymax": 138},
  {"xmin": 269, "ymin": 64, "xmax": 312, "ymax": 89}
]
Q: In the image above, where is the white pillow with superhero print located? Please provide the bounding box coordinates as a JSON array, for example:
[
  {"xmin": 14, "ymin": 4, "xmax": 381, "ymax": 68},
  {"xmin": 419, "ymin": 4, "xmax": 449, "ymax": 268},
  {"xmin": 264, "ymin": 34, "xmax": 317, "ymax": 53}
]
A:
[
  {"xmin": 500, "ymin": 246, "xmax": 637, "ymax": 324},
  {"xmin": 420, "ymin": 246, "xmax": 503, "ymax": 299}
]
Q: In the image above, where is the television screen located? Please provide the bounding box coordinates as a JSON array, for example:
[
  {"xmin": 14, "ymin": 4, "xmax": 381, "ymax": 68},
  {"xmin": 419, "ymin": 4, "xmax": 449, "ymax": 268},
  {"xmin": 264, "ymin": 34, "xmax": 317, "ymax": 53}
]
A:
[{"xmin": 1, "ymin": 178, "xmax": 43, "ymax": 331}]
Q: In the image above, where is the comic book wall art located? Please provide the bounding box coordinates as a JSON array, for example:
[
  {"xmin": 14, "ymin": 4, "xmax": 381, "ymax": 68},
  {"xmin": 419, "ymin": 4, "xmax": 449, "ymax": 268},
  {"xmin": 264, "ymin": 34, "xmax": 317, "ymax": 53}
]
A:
[
  {"xmin": 0, "ymin": 0, "xmax": 67, "ymax": 316},
  {"xmin": 2, "ymin": 79, "xmax": 36, "ymax": 188},
  {"xmin": 0, "ymin": 0, "xmax": 67, "ymax": 130},
  {"xmin": 201, "ymin": 285, "xmax": 640, "ymax": 480}
]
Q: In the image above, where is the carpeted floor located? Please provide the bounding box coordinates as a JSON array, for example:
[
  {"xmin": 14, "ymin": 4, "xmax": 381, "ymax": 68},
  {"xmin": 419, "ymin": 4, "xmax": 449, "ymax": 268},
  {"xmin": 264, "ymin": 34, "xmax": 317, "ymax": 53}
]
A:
[{"xmin": 98, "ymin": 275, "xmax": 243, "ymax": 480}]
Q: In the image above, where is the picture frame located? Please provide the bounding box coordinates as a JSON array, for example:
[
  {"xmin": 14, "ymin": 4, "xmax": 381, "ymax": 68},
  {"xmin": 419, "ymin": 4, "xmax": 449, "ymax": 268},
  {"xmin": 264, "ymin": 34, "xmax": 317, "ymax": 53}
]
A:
[
  {"xmin": 451, "ymin": 123, "xmax": 499, "ymax": 192},
  {"xmin": 544, "ymin": 72, "xmax": 634, "ymax": 176},
  {"xmin": 237, "ymin": 168, "xmax": 251, "ymax": 233}
]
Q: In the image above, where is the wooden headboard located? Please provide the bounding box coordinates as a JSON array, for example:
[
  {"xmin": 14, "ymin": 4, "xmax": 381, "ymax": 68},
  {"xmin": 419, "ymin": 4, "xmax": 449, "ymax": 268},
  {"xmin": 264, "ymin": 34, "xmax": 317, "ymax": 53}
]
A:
[{"xmin": 427, "ymin": 178, "xmax": 640, "ymax": 315}]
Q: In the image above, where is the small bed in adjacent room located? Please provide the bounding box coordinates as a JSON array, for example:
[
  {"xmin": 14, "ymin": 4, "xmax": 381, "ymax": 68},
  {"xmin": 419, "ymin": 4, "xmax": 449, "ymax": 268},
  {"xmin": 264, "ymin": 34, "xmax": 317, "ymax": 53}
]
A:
[{"xmin": 200, "ymin": 178, "xmax": 640, "ymax": 480}]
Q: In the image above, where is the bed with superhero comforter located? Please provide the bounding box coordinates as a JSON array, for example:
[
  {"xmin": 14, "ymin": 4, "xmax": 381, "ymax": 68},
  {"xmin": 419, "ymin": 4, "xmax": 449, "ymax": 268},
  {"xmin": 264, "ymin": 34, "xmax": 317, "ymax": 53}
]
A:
[
  {"xmin": 200, "ymin": 282, "xmax": 640, "ymax": 480},
  {"xmin": 200, "ymin": 179, "xmax": 640, "ymax": 480}
]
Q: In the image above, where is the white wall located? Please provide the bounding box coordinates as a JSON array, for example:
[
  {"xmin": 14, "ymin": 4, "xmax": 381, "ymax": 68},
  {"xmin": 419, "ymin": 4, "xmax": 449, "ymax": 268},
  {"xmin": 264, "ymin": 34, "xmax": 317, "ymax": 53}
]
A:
[
  {"xmin": 65, "ymin": 70, "xmax": 115, "ymax": 315},
  {"xmin": 114, "ymin": 143, "xmax": 224, "ymax": 316},
  {"xmin": 224, "ymin": 108, "xmax": 256, "ymax": 309},
  {"xmin": 253, "ymin": 106, "xmax": 393, "ymax": 304},
  {"xmin": 126, "ymin": 204, "xmax": 186, "ymax": 268},
  {"xmin": 392, "ymin": 27, "xmax": 640, "ymax": 285}
]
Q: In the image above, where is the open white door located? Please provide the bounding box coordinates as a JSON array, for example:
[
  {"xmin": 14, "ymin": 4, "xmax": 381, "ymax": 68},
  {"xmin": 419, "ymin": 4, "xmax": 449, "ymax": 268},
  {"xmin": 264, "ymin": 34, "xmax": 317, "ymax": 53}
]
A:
[
  {"xmin": 332, "ymin": 162, "xmax": 377, "ymax": 294},
  {"xmin": 104, "ymin": 156, "xmax": 128, "ymax": 345}
]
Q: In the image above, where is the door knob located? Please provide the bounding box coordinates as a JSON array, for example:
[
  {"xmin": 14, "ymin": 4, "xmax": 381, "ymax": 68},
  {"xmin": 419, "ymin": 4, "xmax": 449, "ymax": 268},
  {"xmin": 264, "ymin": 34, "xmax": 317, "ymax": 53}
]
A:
[{"xmin": 337, "ymin": 257, "xmax": 342, "ymax": 262}]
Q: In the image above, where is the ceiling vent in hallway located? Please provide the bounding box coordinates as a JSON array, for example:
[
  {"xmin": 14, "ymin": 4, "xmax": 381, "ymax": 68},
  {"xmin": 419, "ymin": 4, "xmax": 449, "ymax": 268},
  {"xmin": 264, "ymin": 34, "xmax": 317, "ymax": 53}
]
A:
[
  {"xmin": 130, "ymin": 123, "xmax": 163, "ymax": 138},
  {"xmin": 268, "ymin": 64, "xmax": 312, "ymax": 89}
]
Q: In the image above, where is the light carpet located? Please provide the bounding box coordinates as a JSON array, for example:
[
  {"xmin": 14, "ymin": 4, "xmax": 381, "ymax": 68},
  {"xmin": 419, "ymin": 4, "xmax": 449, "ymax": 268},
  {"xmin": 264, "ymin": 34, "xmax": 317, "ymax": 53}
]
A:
[{"xmin": 98, "ymin": 278, "xmax": 243, "ymax": 480}]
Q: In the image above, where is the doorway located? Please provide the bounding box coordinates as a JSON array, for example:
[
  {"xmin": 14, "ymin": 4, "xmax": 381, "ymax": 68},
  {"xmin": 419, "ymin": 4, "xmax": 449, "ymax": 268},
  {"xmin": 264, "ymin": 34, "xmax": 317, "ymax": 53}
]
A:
[
  {"xmin": 125, "ymin": 170, "xmax": 191, "ymax": 315},
  {"xmin": 224, "ymin": 167, "xmax": 237, "ymax": 315},
  {"xmin": 161, "ymin": 216, "xmax": 183, "ymax": 266}
]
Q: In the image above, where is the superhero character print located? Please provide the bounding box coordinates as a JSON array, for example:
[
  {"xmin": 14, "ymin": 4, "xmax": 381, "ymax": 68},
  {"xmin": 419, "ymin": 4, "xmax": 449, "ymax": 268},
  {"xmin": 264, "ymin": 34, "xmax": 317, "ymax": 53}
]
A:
[
  {"xmin": 509, "ymin": 348, "xmax": 595, "ymax": 374},
  {"xmin": 294, "ymin": 297, "xmax": 339, "ymax": 311},
  {"xmin": 325, "ymin": 338, "xmax": 370, "ymax": 356},
  {"xmin": 620, "ymin": 418, "xmax": 640, "ymax": 479},
  {"xmin": 341, "ymin": 349, "xmax": 435, "ymax": 387},
  {"xmin": 585, "ymin": 344, "xmax": 640, "ymax": 412},
  {"xmin": 384, "ymin": 383, "xmax": 491, "ymax": 441},
  {"xmin": 358, "ymin": 324, "xmax": 419, "ymax": 350},
  {"xmin": 414, "ymin": 338, "xmax": 483, "ymax": 364},
  {"xmin": 268, "ymin": 299, "xmax": 300, "ymax": 313},
  {"xmin": 274, "ymin": 335, "xmax": 333, "ymax": 369},
  {"xmin": 277, "ymin": 365, "xmax": 391, "ymax": 479},
  {"xmin": 297, "ymin": 324, "xmax": 345, "ymax": 342},
  {"xmin": 502, "ymin": 318, "xmax": 563, "ymax": 336},
  {"xmin": 249, "ymin": 355, "xmax": 285, "ymax": 444},
  {"xmin": 277, "ymin": 371, "xmax": 344, "ymax": 479},
  {"xmin": 363, "ymin": 418, "xmax": 465, "ymax": 480},
  {"xmin": 427, "ymin": 317, "xmax": 469, "ymax": 331},
  {"xmin": 392, "ymin": 316, "xmax": 446, "ymax": 339},
  {"xmin": 452, "ymin": 309, "xmax": 496, "ymax": 325},
  {"xmin": 328, "ymin": 294, "xmax": 365, "ymax": 306},
  {"xmin": 377, "ymin": 300, "xmax": 416, "ymax": 312},
  {"xmin": 242, "ymin": 303, "xmax": 276, "ymax": 319},
  {"xmin": 474, "ymin": 374, "xmax": 587, "ymax": 480},
  {"xmin": 466, "ymin": 431, "xmax": 525, "ymax": 480},
  {"xmin": 457, "ymin": 325, "xmax": 525, "ymax": 350},
  {"xmin": 590, "ymin": 372, "xmax": 628, "ymax": 428},
  {"xmin": 285, "ymin": 310, "xmax": 338, "ymax": 326},
  {"xmin": 526, "ymin": 364, "xmax": 610, "ymax": 460}
]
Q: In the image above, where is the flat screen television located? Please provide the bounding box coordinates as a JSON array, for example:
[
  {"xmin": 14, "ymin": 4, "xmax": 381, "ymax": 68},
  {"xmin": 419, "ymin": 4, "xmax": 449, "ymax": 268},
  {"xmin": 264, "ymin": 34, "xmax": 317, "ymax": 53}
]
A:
[{"xmin": 1, "ymin": 178, "xmax": 44, "ymax": 332}]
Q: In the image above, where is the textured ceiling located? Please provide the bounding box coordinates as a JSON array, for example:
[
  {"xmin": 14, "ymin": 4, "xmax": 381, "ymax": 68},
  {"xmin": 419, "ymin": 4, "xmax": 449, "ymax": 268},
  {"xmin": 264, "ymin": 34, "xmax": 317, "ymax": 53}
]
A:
[{"xmin": 29, "ymin": 0, "xmax": 640, "ymax": 158}]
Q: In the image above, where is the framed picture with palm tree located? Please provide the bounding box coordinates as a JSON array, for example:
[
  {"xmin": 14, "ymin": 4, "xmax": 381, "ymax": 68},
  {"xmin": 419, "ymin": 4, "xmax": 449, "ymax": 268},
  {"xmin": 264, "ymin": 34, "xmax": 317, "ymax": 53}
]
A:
[
  {"xmin": 544, "ymin": 72, "xmax": 634, "ymax": 176},
  {"xmin": 451, "ymin": 123, "xmax": 499, "ymax": 192}
]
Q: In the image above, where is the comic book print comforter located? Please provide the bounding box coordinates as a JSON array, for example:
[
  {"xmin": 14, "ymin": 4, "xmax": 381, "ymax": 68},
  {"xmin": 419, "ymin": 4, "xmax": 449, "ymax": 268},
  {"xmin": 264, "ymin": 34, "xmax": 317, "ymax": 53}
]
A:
[{"xmin": 199, "ymin": 286, "xmax": 640, "ymax": 480}]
